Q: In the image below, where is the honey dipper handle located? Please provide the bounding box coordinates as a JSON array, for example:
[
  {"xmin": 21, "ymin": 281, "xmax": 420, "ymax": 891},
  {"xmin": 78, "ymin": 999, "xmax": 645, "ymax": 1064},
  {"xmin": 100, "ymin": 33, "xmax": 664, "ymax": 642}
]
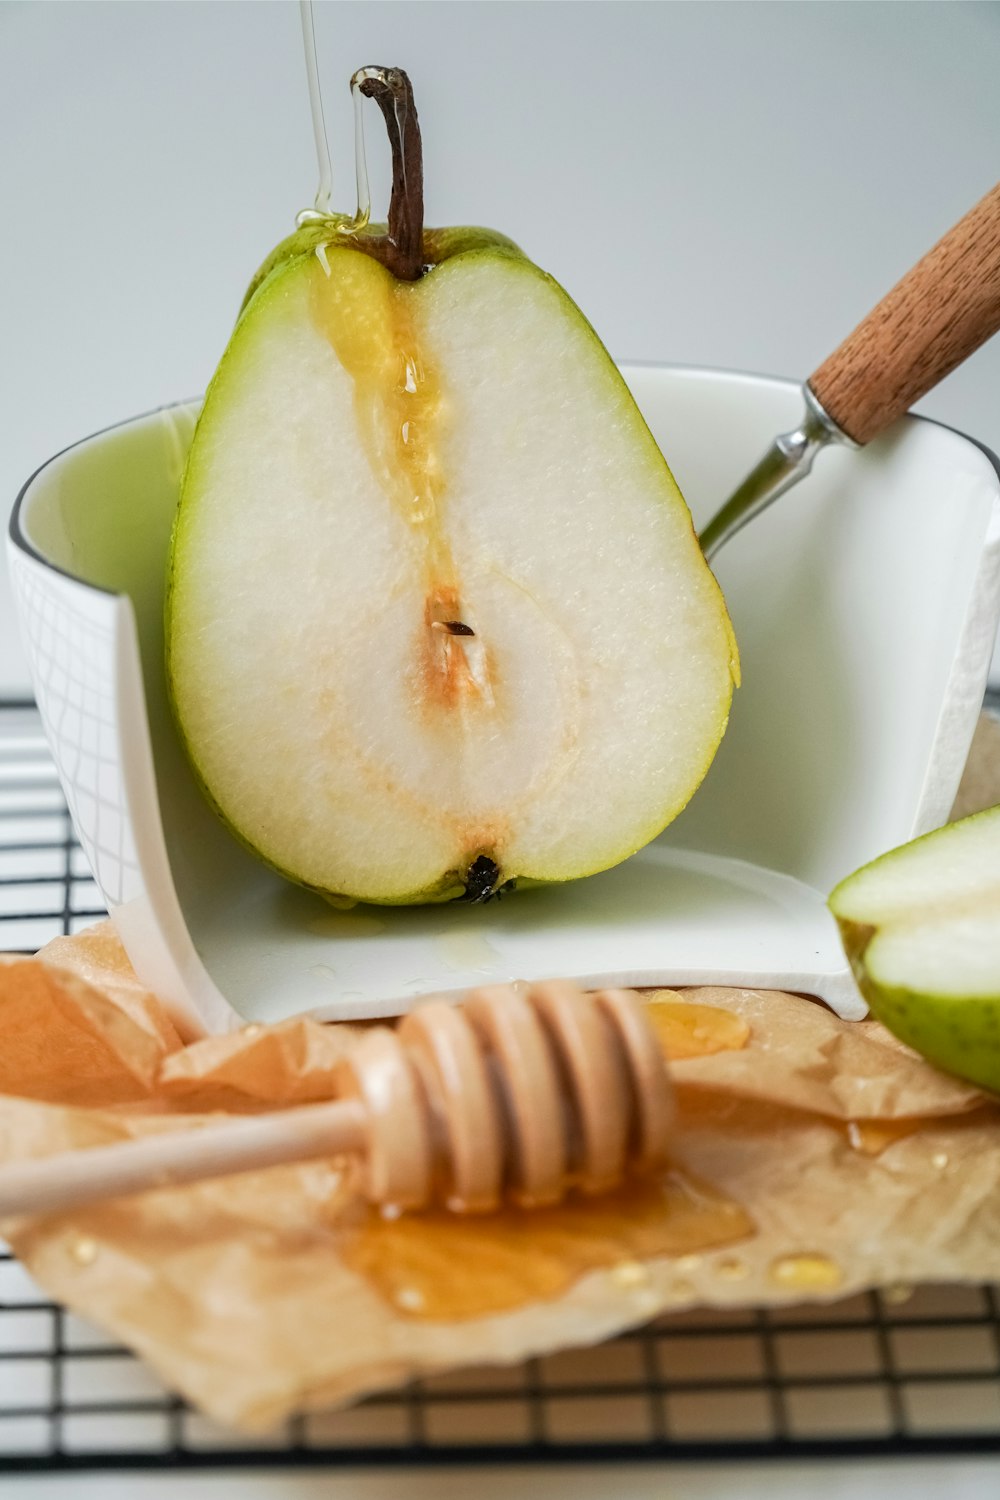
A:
[
  {"xmin": 808, "ymin": 181, "xmax": 1000, "ymax": 445},
  {"xmin": 0, "ymin": 1100, "xmax": 369, "ymax": 1221}
]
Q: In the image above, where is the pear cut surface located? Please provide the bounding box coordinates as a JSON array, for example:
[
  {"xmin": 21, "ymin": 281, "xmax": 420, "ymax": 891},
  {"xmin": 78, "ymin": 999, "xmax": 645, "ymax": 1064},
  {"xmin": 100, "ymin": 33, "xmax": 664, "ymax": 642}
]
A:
[
  {"xmin": 830, "ymin": 805, "xmax": 1000, "ymax": 1091},
  {"xmin": 168, "ymin": 246, "xmax": 737, "ymax": 904}
]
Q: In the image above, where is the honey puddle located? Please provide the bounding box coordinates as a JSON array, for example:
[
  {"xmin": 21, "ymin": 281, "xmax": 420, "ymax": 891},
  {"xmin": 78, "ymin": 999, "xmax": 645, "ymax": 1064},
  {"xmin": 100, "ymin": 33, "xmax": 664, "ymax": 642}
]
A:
[
  {"xmin": 339, "ymin": 1169, "xmax": 753, "ymax": 1321},
  {"xmin": 645, "ymin": 994, "xmax": 750, "ymax": 1060},
  {"xmin": 435, "ymin": 927, "xmax": 502, "ymax": 973},
  {"xmin": 340, "ymin": 995, "xmax": 754, "ymax": 1321},
  {"xmin": 308, "ymin": 911, "xmax": 387, "ymax": 940}
]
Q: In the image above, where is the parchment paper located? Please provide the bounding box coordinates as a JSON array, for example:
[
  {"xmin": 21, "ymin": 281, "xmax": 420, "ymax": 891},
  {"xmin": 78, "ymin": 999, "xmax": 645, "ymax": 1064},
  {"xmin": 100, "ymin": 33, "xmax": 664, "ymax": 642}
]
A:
[{"xmin": 0, "ymin": 713, "xmax": 997, "ymax": 1431}]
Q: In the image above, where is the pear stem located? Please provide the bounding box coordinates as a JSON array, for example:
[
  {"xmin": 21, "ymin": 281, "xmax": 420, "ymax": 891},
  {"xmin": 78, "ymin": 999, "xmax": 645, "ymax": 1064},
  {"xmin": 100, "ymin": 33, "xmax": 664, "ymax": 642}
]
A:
[{"xmin": 354, "ymin": 67, "xmax": 425, "ymax": 281}]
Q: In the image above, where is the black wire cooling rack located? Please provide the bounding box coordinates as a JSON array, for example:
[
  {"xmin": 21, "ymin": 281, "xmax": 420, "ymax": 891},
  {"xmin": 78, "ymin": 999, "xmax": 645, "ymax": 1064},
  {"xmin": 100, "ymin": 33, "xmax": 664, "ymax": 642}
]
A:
[{"xmin": 3, "ymin": 696, "xmax": 1000, "ymax": 1472}]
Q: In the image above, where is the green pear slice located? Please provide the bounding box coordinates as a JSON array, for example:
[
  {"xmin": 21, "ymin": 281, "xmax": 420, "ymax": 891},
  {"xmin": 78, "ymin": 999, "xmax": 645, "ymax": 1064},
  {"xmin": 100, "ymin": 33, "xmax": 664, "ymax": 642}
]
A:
[
  {"xmin": 830, "ymin": 805, "xmax": 1000, "ymax": 1091},
  {"xmin": 166, "ymin": 67, "xmax": 737, "ymax": 907}
]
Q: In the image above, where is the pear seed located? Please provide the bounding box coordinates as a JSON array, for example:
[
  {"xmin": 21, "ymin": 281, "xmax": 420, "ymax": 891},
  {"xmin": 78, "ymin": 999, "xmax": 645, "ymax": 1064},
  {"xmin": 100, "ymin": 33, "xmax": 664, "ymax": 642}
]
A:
[{"xmin": 431, "ymin": 619, "xmax": 475, "ymax": 637}]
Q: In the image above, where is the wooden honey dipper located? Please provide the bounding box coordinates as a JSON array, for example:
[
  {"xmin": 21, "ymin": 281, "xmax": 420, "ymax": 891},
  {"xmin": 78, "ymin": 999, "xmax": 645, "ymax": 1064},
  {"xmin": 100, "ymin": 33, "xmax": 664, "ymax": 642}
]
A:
[{"xmin": 0, "ymin": 982, "xmax": 673, "ymax": 1220}]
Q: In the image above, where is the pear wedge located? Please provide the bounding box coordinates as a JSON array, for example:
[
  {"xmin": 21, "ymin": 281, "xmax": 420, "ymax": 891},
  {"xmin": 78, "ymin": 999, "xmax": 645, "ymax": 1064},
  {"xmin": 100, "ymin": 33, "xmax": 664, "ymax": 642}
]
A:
[
  {"xmin": 167, "ymin": 68, "xmax": 738, "ymax": 906},
  {"xmin": 830, "ymin": 803, "xmax": 1000, "ymax": 1092}
]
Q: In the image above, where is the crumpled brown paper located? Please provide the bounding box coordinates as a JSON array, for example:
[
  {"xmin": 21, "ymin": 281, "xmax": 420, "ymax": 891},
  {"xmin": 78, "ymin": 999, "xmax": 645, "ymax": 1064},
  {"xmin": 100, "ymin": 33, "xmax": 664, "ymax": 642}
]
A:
[{"xmin": 0, "ymin": 715, "xmax": 998, "ymax": 1431}]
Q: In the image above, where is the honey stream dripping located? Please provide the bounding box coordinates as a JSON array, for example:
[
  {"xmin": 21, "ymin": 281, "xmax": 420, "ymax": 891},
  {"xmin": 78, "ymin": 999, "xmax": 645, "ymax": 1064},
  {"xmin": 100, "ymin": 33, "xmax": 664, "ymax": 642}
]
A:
[{"xmin": 339, "ymin": 997, "xmax": 754, "ymax": 1320}]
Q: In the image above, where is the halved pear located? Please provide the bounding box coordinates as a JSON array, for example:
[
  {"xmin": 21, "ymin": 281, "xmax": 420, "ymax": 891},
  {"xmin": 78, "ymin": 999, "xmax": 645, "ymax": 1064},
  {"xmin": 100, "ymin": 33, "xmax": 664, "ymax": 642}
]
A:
[
  {"xmin": 166, "ymin": 68, "xmax": 738, "ymax": 906},
  {"xmin": 830, "ymin": 804, "xmax": 1000, "ymax": 1092}
]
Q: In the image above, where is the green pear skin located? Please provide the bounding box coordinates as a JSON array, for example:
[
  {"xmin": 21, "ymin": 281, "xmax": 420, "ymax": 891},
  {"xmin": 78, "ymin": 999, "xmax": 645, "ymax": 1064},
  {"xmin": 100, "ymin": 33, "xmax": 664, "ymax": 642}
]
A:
[{"xmin": 831, "ymin": 804, "xmax": 1000, "ymax": 1094}]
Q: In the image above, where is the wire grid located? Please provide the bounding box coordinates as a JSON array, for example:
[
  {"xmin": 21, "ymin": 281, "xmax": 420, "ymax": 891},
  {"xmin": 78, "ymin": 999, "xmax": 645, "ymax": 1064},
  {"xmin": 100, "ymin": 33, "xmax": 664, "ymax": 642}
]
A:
[{"xmin": 3, "ymin": 698, "xmax": 1000, "ymax": 1471}]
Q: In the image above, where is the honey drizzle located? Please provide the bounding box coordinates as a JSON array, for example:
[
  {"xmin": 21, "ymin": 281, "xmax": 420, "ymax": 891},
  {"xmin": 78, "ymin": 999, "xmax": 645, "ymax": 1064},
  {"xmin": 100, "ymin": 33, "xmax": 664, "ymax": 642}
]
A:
[
  {"xmin": 309, "ymin": 257, "xmax": 494, "ymax": 719},
  {"xmin": 339, "ymin": 996, "xmax": 755, "ymax": 1322},
  {"xmin": 309, "ymin": 259, "xmax": 445, "ymax": 535}
]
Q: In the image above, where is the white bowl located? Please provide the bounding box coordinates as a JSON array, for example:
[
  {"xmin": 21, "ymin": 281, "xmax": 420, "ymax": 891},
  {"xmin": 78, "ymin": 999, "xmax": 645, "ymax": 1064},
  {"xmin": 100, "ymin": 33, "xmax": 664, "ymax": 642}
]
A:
[{"xmin": 9, "ymin": 365, "xmax": 1000, "ymax": 1037}]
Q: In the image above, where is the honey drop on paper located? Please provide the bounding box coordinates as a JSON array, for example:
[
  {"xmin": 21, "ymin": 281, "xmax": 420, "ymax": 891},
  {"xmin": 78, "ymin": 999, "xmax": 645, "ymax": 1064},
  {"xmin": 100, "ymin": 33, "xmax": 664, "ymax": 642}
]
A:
[
  {"xmin": 676, "ymin": 1253, "xmax": 704, "ymax": 1273},
  {"xmin": 611, "ymin": 1259, "xmax": 651, "ymax": 1290},
  {"xmin": 882, "ymin": 1282, "xmax": 914, "ymax": 1306},
  {"xmin": 70, "ymin": 1236, "xmax": 98, "ymax": 1267},
  {"xmin": 644, "ymin": 995, "xmax": 750, "ymax": 1060},
  {"xmin": 846, "ymin": 1119, "xmax": 923, "ymax": 1156},
  {"xmin": 768, "ymin": 1253, "xmax": 844, "ymax": 1292},
  {"xmin": 394, "ymin": 1286, "xmax": 426, "ymax": 1313},
  {"xmin": 714, "ymin": 1255, "xmax": 751, "ymax": 1282}
]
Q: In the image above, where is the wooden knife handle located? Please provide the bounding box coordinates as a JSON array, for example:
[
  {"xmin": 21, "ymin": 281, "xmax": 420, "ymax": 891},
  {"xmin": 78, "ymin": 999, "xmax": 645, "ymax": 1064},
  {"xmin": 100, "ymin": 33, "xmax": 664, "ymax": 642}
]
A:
[{"xmin": 808, "ymin": 181, "xmax": 1000, "ymax": 446}]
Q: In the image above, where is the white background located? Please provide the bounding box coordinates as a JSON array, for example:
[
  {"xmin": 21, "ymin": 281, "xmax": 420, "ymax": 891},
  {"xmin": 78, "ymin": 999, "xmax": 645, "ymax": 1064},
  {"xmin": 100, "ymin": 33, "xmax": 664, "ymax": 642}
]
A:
[
  {"xmin": 2, "ymin": 1, "xmax": 1000, "ymax": 693},
  {"xmin": 5, "ymin": 1460, "xmax": 1000, "ymax": 1500},
  {"xmin": 3, "ymin": 4, "xmax": 1000, "ymax": 1494}
]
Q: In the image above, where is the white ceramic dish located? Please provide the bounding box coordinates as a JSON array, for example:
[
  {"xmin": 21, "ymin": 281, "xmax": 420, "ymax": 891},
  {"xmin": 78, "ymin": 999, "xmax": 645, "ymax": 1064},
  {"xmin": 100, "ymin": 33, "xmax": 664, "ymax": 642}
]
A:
[{"xmin": 9, "ymin": 365, "xmax": 1000, "ymax": 1038}]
